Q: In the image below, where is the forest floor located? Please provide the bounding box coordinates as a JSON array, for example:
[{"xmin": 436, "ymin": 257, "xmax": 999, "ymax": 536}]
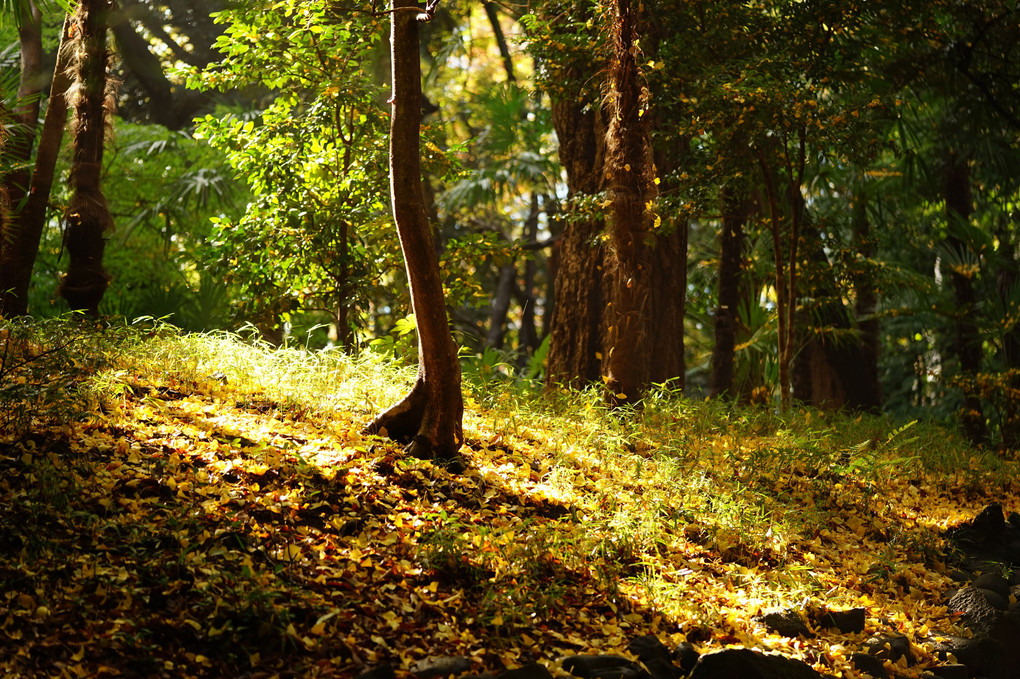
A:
[{"xmin": 1, "ymin": 319, "xmax": 1018, "ymax": 679}]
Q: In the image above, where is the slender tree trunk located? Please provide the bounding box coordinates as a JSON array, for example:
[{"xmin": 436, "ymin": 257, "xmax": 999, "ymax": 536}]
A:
[
  {"xmin": 1, "ymin": 14, "xmax": 73, "ymax": 318},
  {"xmin": 757, "ymin": 148, "xmax": 791, "ymax": 411},
  {"xmin": 851, "ymin": 193, "xmax": 882, "ymax": 411},
  {"xmin": 711, "ymin": 186, "xmax": 749, "ymax": 398},
  {"xmin": 59, "ymin": 1, "xmax": 115, "ymax": 317},
  {"xmin": 756, "ymin": 131, "xmax": 804, "ymax": 412},
  {"xmin": 362, "ymin": 0, "xmax": 464, "ymax": 465},
  {"xmin": 945, "ymin": 153, "xmax": 987, "ymax": 445},
  {"xmin": 792, "ymin": 197, "xmax": 881, "ymax": 412},
  {"xmin": 7, "ymin": 1, "xmax": 43, "ymax": 208},
  {"xmin": 996, "ymin": 254, "xmax": 1020, "ymax": 450},
  {"xmin": 483, "ymin": 196, "xmax": 541, "ymax": 357},
  {"xmin": 515, "ymin": 194, "xmax": 541, "ymax": 360},
  {"xmin": 483, "ymin": 2, "xmax": 515, "ymax": 84},
  {"xmin": 0, "ymin": 2, "xmax": 44, "ymax": 317},
  {"xmin": 485, "ymin": 264, "xmax": 516, "ymax": 350}
]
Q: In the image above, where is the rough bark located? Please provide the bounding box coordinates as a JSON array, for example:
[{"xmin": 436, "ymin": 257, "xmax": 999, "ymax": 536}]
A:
[
  {"xmin": 0, "ymin": 14, "xmax": 73, "ymax": 317},
  {"xmin": 58, "ymin": 0, "xmax": 115, "ymax": 317},
  {"xmin": 361, "ymin": 0, "xmax": 464, "ymax": 465},
  {"xmin": 602, "ymin": 0, "xmax": 652, "ymax": 404},
  {"xmin": 710, "ymin": 187, "xmax": 749, "ymax": 398},
  {"xmin": 945, "ymin": 153, "xmax": 987, "ymax": 445},
  {"xmin": 545, "ymin": 89, "xmax": 606, "ymax": 389},
  {"xmin": 0, "ymin": 2, "xmax": 43, "ymax": 317}
]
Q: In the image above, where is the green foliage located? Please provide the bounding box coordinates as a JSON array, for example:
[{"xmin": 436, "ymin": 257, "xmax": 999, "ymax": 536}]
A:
[
  {"xmin": 369, "ymin": 313, "xmax": 419, "ymax": 364},
  {"xmin": 97, "ymin": 122, "xmax": 240, "ymax": 329},
  {"xmin": 0, "ymin": 0, "xmax": 73, "ymax": 28},
  {"xmin": 186, "ymin": 1, "xmax": 399, "ymax": 339}
]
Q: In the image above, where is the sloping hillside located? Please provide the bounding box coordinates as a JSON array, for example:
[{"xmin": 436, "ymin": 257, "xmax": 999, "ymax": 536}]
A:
[{"xmin": 1, "ymin": 321, "xmax": 1017, "ymax": 678}]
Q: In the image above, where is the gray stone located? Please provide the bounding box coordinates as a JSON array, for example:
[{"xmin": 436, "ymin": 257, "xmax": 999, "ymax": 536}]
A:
[
  {"xmin": 978, "ymin": 587, "xmax": 1010, "ymax": 611},
  {"xmin": 926, "ymin": 665, "xmax": 971, "ymax": 679},
  {"xmin": 499, "ymin": 664, "xmax": 554, "ymax": 679},
  {"xmin": 862, "ymin": 634, "xmax": 913, "ymax": 665},
  {"xmin": 687, "ymin": 648, "xmax": 822, "ymax": 679},
  {"xmin": 949, "ymin": 586, "xmax": 1004, "ymax": 635},
  {"xmin": 754, "ymin": 610, "xmax": 812, "ymax": 638},
  {"xmin": 357, "ymin": 667, "xmax": 396, "ymax": 679},
  {"xmin": 628, "ymin": 635, "xmax": 672, "ymax": 663},
  {"xmin": 971, "ymin": 504, "xmax": 1007, "ymax": 542},
  {"xmin": 627, "ymin": 635, "xmax": 682, "ymax": 679},
  {"xmin": 972, "ymin": 573, "xmax": 1010, "ymax": 599},
  {"xmin": 850, "ymin": 653, "xmax": 888, "ymax": 679},
  {"xmin": 561, "ymin": 655, "xmax": 646, "ymax": 679},
  {"xmin": 930, "ymin": 634, "xmax": 1016, "ymax": 679},
  {"xmin": 411, "ymin": 656, "xmax": 472, "ymax": 678},
  {"xmin": 673, "ymin": 642, "xmax": 700, "ymax": 674},
  {"xmin": 820, "ymin": 608, "xmax": 866, "ymax": 634}
]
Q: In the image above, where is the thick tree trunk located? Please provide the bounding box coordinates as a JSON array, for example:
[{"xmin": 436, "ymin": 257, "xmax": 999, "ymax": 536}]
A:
[
  {"xmin": 792, "ymin": 206, "xmax": 880, "ymax": 412},
  {"xmin": 601, "ymin": 0, "xmax": 687, "ymax": 403},
  {"xmin": 0, "ymin": 14, "xmax": 73, "ymax": 317},
  {"xmin": 59, "ymin": 0, "xmax": 116, "ymax": 317},
  {"xmin": 545, "ymin": 90, "xmax": 606, "ymax": 389},
  {"xmin": 362, "ymin": 0, "xmax": 464, "ymax": 465},
  {"xmin": 602, "ymin": 0, "xmax": 652, "ymax": 404},
  {"xmin": 710, "ymin": 187, "xmax": 749, "ymax": 398},
  {"xmin": 945, "ymin": 153, "xmax": 987, "ymax": 445}
]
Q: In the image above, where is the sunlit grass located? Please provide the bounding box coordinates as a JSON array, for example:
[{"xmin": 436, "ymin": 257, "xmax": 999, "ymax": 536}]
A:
[{"xmin": 106, "ymin": 326, "xmax": 1018, "ymax": 614}]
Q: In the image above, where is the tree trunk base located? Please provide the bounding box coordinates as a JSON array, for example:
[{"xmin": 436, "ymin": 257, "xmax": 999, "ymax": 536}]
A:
[{"xmin": 361, "ymin": 376, "xmax": 465, "ymax": 472}]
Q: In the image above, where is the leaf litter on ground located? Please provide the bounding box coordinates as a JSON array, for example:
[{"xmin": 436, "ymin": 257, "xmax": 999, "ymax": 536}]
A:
[{"xmin": 1, "ymin": 321, "xmax": 1017, "ymax": 678}]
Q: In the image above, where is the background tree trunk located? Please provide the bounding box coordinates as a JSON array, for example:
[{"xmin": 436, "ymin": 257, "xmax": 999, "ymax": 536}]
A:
[
  {"xmin": 944, "ymin": 152, "xmax": 987, "ymax": 445},
  {"xmin": 58, "ymin": 0, "xmax": 115, "ymax": 317},
  {"xmin": 0, "ymin": 14, "xmax": 73, "ymax": 317},
  {"xmin": 851, "ymin": 193, "xmax": 882, "ymax": 411},
  {"xmin": 710, "ymin": 187, "xmax": 749, "ymax": 398},
  {"xmin": 0, "ymin": 2, "xmax": 43, "ymax": 316},
  {"xmin": 362, "ymin": 0, "xmax": 464, "ymax": 465},
  {"xmin": 545, "ymin": 92, "xmax": 606, "ymax": 389}
]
